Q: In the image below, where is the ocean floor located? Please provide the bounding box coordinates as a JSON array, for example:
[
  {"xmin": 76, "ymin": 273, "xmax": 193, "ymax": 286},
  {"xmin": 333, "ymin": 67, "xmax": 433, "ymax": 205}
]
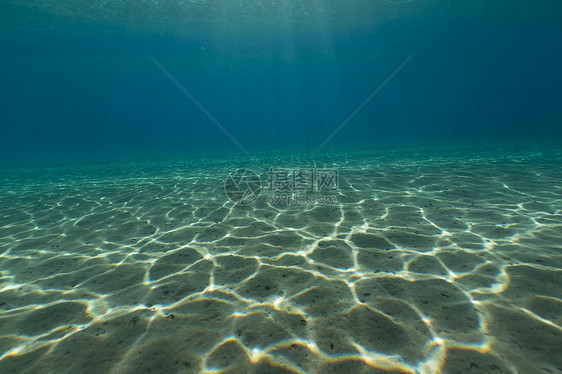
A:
[{"xmin": 0, "ymin": 145, "xmax": 561, "ymax": 373}]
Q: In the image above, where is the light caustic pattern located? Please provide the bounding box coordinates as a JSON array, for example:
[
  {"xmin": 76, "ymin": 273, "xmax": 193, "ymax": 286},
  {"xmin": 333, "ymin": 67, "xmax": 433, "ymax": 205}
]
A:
[{"xmin": 0, "ymin": 148, "xmax": 561, "ymax": 373}]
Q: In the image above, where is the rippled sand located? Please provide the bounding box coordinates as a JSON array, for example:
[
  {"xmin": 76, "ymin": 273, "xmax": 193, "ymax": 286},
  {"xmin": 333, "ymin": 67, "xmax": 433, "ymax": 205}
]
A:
[{"xmin": 0, "ymin": 146, "xmax": 561, "ymax": 373}]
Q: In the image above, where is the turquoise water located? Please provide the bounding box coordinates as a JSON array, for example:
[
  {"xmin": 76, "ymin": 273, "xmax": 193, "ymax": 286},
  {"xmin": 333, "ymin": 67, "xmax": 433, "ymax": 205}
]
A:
[{"xmin": 1, "ymin": 1, "xmax": 562, "ymax": 373}]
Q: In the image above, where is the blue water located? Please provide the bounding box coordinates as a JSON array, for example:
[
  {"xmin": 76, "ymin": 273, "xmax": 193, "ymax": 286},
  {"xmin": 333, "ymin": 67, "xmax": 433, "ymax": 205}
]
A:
[{"xmin": 2, "ymin": 0, "xmax": 562, "ymax": 161}]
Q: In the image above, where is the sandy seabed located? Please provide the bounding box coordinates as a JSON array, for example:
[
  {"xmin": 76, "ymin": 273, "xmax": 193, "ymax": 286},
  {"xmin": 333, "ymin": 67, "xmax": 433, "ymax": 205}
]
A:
[{"xmin": 0, "ymin": 146, "xmax": 561, "ymax": 373}]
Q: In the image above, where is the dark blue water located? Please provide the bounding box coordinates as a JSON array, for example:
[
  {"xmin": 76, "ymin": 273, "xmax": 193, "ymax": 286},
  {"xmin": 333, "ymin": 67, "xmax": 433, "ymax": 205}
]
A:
[{"xmin": 1, "ymin": 0, "xmax": 561, "ymax": 163}]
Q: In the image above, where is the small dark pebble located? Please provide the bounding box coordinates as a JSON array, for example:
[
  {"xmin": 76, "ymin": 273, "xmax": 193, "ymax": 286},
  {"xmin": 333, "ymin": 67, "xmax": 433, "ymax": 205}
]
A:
[
  {"xmin": 300, "ymin": 319, "xmax": 307, "ymax": 326},
  {"xmin": 330, "ymin": 344, "xmax": 334, "ymax": 350},
  {"xmin": 470, "ymin": 362, "xmax": 479, "ymax": 368},
  {"xmin": 167, "ymin": 314, "xmax": 175, "ymax": 320},
  {"xmin": 289, "ymin": 344, "xmax": 297, "ymax": 350}
]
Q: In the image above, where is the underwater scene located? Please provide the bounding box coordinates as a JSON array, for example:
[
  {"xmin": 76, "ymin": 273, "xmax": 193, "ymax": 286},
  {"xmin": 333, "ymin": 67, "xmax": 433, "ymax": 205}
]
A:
[{"xmin": 1, "ymin": 1, "xmax": 562, "ymax": 373}]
